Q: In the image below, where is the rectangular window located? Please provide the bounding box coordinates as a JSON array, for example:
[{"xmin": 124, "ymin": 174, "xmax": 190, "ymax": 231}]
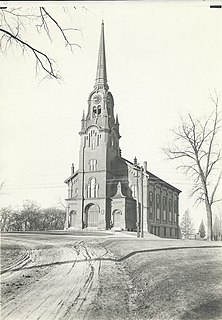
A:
[{"xmin": 164, "ymin": 227, "xmax": 166, "ymax": 237}]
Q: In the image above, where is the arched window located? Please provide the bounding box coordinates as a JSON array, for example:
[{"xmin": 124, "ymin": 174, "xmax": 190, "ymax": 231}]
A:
[
  {"xmin": 156, "ymin": 194, "xmax": 160, "ymax": 220},
  {"xmin": 92, "ymin": 105, "xmax": 101, "ymax": 117},
  {"xmin": 163, "ymin": 196, "xmax": 166, "ymax": 220},
  {"xmin": 86, "ymin": 178, "xmax": 99, "ymax": 198}
]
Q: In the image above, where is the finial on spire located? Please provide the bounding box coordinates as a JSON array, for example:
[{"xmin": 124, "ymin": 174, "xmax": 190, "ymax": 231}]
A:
[{"xmin": 95, "ymin": 21, "xmax": 108, "ymax": 90}]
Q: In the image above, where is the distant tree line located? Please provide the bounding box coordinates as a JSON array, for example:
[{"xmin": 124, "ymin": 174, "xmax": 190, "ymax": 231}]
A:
[{"xmin": 0, "ymin": 200, "xmax": 66, "ymax": 232}]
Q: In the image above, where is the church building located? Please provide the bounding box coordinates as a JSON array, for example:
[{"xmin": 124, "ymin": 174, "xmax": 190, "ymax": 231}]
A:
[{"xmin": 64, "ymin": 22, "xmax": 181, "ymax": 238}]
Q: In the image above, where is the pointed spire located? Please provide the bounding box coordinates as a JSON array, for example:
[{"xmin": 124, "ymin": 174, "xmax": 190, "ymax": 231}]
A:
[{"xmin": 95, "ymin": 21, "xmax": 108, "ymax": 90}]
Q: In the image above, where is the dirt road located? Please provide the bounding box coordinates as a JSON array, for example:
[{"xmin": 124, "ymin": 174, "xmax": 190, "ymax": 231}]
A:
[{"xmin": 1, "ymin": 234, "xmax": 113, "ymax": 320}]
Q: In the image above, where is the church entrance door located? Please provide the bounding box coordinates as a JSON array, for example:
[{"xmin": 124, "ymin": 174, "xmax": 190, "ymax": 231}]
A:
[
  {"xmin": 113, "ymin": 210, "xmax": 122, "ymax": 229},
  {"xmin": 85, "ymin": 204, "xmax": 99, "ymax": 228},
  {"xmin": 70, "ymin": 211, "xmax": 77, "ymax": 227}
]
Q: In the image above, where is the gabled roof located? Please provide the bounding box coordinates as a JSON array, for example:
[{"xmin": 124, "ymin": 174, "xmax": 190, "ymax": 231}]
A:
[
  {"xmin": 121, "ymin": 157, "xmax": 182, "ymax": 193},
  {"xmin": 64, "ymin": 170, "xmax": 79, "ymax": 184}
]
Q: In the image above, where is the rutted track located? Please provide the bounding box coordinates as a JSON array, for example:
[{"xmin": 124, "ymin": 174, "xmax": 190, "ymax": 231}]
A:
[
  {"xmin": 1, "ymin": 235, "xmax": 107, "ymax": 320},
  {"xmin": 1, "ymin": 240, "xmax": 33, "ymax": 275}
]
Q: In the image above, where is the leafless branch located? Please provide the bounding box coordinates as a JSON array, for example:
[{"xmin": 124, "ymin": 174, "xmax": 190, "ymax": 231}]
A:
[
  {"xmin": 0, "ymin": 27, "xmax": 59, "ymax": 78},
  {"xmin": 0, "ymin": 7, "xmax": 81, "ymax": 79}
]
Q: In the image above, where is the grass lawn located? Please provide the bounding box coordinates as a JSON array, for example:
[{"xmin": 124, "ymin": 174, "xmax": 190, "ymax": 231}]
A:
[{"xmin": 103, "ymin": 239, "xmax": 222, "ymax": 320}]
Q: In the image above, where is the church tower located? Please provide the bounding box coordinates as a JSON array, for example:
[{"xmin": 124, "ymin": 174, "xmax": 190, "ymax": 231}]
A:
[{"xmin": 65, "ymin": 22, "xmax": 124, "ymax": 230}]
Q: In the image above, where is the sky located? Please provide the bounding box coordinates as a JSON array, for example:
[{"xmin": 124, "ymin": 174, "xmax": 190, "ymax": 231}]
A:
[{"xmin": 1, "ymin": 1, "xmax": 222, "ymax": 230}]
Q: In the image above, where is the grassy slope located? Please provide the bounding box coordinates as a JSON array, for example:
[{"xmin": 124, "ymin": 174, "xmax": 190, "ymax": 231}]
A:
[{"xmin": 103, "ymin": 239, "xmax": 222, "ymax": 320}]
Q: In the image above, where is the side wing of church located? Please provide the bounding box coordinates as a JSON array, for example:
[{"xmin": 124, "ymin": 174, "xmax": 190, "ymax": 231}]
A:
[{"xmin": 64, "ymin": 22, "xmax": 181, "ymax": 238}]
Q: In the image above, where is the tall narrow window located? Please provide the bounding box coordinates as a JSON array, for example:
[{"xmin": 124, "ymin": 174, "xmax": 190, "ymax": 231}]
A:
[
  {"xmin": 89, "ymin": 159, "xmax": 97, "ymax": 171},
  {"xmin": 174, "ymin": 200, "xmax": 178, "ymax": 223},
  {"xmin": 156, "ymin": 194, "xmax": 160, "ymax": 219},
  {"xmin": 169, "ymin": 200, "xmax": 172, "ymax": 222},
  {"xmin": 131, "ymin": 185, "xmax": 137, "ymax": 198},
  {"xmin": 90, "ymin": 178, "xmax": 96, "ymax": 198},
  {"xmin": 163, "ymin": 196, "xmax": 166, "ymax": 220},
  {"xmin": 70, "ymin": 182, "xmax": 73, "ymax": 198},
  {"xmin": 86, "ymin": 178, "xmax": 99, "ymax": 198},
  {"xmin": 91, "ymin": 138, "xmax": 95, "ymax": 150},
  {"xmin": 149, "ymin": 191, "xmax": 153, "ymax": 218},
  {"xmin": 92, "ymin": 106, "xmax": 97, "ymax": 117}
]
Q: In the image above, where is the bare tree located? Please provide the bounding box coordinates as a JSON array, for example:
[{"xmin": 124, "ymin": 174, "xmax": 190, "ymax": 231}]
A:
[
  {"xmin": 164, "ymin": 94, "xmax": 222, "ymax": 240},
  {"xmin": 20, "ymin": 200, "xmax": 42, "ymax": 231},
  {"xmin": 0, "ymin": 7, "xmax": 81, "ymax": 79}
]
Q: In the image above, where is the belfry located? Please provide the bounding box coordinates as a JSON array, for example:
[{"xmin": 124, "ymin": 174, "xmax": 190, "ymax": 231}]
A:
[{"xmin": 65, "ymin": 22, "xmax": 181, "ymax": 238}]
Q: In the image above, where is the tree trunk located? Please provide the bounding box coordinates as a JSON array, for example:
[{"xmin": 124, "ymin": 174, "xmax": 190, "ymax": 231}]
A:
[{"xmin": 205, "ymin": 199, "xmax": 213, "ymax": 241}]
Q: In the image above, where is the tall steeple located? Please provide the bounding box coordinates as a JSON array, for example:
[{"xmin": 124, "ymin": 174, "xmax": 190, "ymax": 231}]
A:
[{"xmin": 94, "ymin": 21, "xmax": 108, "ymax": 90}]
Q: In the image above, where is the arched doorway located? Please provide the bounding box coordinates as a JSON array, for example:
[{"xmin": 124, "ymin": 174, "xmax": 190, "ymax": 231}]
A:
[
  {"xmin": 85, "ymin": 204, "xmax": 99, "ymax": 228},
  {"xmin": 70, "ymin": 210, "xmax": 77, "ymax": 227},
  {"xmin": 112, "ymin": 210, "xmax": 122, "ymax": 229}
]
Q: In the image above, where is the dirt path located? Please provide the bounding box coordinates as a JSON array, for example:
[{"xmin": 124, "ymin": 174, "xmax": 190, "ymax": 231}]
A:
[{"xmin": 1, "ymin": 236, "xmax": 110, "ymax": 320}]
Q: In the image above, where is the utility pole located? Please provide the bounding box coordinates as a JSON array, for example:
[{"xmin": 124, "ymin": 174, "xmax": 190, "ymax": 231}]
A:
[
  {"xmin": 136, "ymin": 167, "xmax": 140, "ymax": 238},
  {"xmin": 81, "ymin": 138, "xmax": 85, "ymax": 229},
  {"xmin": 141, "ymin": 166, "xmax": 144, "ymax": 238}
]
